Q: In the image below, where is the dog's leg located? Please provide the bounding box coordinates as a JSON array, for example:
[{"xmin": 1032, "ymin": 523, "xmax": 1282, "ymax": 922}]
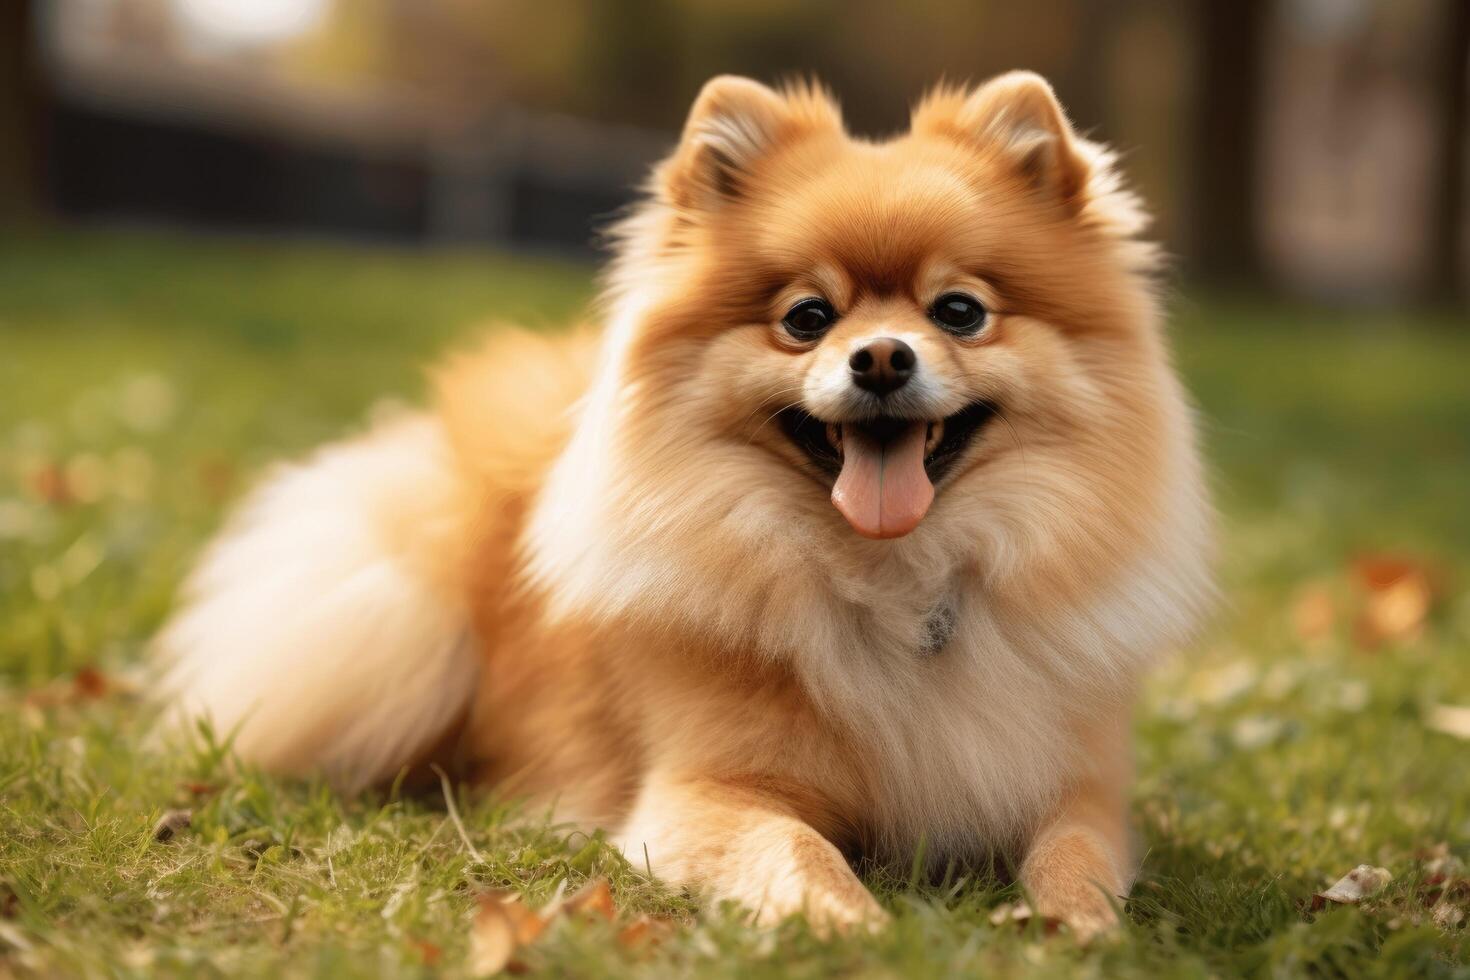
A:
[
  {"xmin": 1019, "ymin": 714, "xmax": 1132, "ymax": 940},
  {"xmin": 618, "ymin": 773, "xmax": 887, "ymax": 933}
]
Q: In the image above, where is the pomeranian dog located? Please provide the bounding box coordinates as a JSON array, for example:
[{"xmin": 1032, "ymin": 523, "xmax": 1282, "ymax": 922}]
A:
[{"xmin": 158, "ymin": 72, "xmax": 1212, "ymax": 937}]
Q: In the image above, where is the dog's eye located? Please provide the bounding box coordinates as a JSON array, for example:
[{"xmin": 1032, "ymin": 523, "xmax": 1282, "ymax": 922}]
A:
[
  {"xmin": 782, "ymin": 298, "xmax": 836, "ymax": 340},
  {"xmin": 930, "ymin": 293, "xmax": 988, "ymax": 335}
]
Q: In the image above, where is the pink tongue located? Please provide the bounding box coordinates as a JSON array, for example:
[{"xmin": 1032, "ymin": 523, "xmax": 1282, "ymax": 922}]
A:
[{"xmin": 831, "ymin": 421, "xmax": 934, "ymax": 539}]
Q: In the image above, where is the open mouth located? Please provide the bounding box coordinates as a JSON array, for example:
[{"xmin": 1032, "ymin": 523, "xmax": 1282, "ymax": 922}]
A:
[{"xmin": 778, "ymin": 402, "xmax": 997, "ymax": 539}]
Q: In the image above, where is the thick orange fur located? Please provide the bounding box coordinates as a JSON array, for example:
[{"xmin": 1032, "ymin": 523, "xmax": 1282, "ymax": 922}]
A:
[{"xmin": 157, "ymin": 72, "xmax": 1213, "ymax": 936}]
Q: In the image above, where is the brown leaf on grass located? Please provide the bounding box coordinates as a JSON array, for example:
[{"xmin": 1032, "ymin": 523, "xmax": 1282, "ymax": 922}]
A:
[
  {"xmin": 617, "ymin": 914, "xmax": 677, "ymax": 949},
  {"xmin": 1426, "ymin": 704, "xmax": 1470, "ymax": 741},
  {"xmin": 469, "ymin": 891, "xmax": 553, "ymax": 976},
  {"xmin": 499, "ymin": 895, "xmax": 551, "ymax": 945},
  {"xmin": 23, "ymin": 666, "xmax": 114, "ymax": 709},
  {"xmin": 1352, "ymin": 555, "xmax": 1428, "ymax": 592},
  {"xmin": 151, "ymin": 809, "xmax": 192, "ymax": 843},
  {"xmin": 1356, "ymin": 577, "xmax": 1431, "ymax": 647},
  {"xmin": 1312, "ymin": 865, "xmax": 1392, "ymax": 910},
  {"xmin": 408, "ymin": 939, "xmax": 442, "ymax": 966},
  {"xmin": 562, "ymin": 878, "xmax": 616, "ymax": 922},
  {"xmin": 1291, "ymin": 583, "xmax": 1336, "ymax": 645},
  {"xmin": 469, "ymin": 895, "xmax": 519, "ymax": 977},
  {"xmin": 467, "ymin": 879, "xmax": 628, "ymax": 974},
  {"xmin": 73, "ymin": 666, "xmax": 108, "ymax": 699},
  {"xmin": 26, "ymin": 461, "xmax": 72, "ymax": 506},
  {"xmin": 1419, "ymin": 874, "xmax": 1470, "ymax": 908},
  {"xmin": 179, "ymin": 781, "xmax": 218, "ymax": 798},
  {"xmin": 1350, "ymin": 554, "xmax": 1436, "ymax": 649},
  {"xmin": 1416, "ymin": 843, "xmax": 1470, "ymax": 911}
]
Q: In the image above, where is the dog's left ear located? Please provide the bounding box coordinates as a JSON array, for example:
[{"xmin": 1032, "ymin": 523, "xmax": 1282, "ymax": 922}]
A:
[
  {"xmin": 663, "ymin": 75, "xmax": 841, "ymax": 212},
  {"xmin": 914, "ymin": 71, "xmax": 1090, "ymax": 206}
]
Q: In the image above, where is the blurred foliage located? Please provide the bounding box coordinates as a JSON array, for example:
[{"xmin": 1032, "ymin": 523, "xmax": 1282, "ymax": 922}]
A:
[{"xmin": 280, "ymin": 0, "xmax": 1139, "ymax": 134}]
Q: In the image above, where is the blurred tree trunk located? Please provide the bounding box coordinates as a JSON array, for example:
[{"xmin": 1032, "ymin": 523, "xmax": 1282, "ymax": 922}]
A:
[
  {"xmin": 1188, "ymin": 0, "xmax": 1268, "ymax": 284},
  {"xmin": 1429, "ymin": 0, "xmax": 1469, "ymax": 304},
  {"xmin": 1064, "ymin": 0, "xmax": 1111, "ymax": 136},
  {"xmin": 0, "ymin": 0, "xmax": 47, "ymax": 224}
]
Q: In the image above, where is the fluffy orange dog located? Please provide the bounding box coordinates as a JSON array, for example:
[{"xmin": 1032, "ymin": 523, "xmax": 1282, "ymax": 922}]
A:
[{"xmin": 158, "ymin": 72, "xmax": 1213, "ymax": 937}]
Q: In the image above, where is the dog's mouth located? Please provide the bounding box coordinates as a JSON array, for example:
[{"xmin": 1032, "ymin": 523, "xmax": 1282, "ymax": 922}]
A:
[{"xmin": 778, "ymin": 402, "xmax": 996, "ymax": 539}]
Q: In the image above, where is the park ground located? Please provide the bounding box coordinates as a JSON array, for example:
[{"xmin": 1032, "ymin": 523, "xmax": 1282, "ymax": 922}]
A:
[{"xmin": 1, "ymin": 230, "xmax": 1468, "ymax": 978}]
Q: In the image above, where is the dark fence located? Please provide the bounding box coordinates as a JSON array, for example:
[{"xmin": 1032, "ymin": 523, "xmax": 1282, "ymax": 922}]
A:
[{"xmin": 43, "ymin": 93, "xmax": 666, "ymax": 255}]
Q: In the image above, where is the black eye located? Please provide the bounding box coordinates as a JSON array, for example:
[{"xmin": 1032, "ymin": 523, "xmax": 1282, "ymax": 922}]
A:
[
  {"xmin": 782, "ymin": 298, "xmax": 836, "ymax": 340},
  {"xmin": 930, "ymin": 293, "xmax": 988, "ymax": 335}
]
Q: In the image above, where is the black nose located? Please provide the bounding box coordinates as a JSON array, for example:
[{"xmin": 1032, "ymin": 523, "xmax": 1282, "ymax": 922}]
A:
[{"xmin": 849, "ymin": 337, "xmax": 915, "ymax": 396}]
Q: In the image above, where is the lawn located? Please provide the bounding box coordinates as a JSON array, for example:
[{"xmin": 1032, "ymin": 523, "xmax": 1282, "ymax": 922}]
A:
[{"xmin": 1, "ymin": 229, "xmax": 1468, "ymax": 978}]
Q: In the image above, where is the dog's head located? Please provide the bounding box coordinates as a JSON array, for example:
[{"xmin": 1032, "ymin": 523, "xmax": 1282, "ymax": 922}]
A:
[{"xmin": 532, "ymin": 73, "xmax": 1209, "ymax": 654}]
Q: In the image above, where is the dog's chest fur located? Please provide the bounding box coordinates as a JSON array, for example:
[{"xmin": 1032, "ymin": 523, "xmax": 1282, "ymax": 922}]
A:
[
  {"xmin": 781, "ymin": 568, "xmax": 1087, "ymax": 864},
  {"xmin": 524, "ymin": 444, "xmax": 1163, "ymax": 865}
]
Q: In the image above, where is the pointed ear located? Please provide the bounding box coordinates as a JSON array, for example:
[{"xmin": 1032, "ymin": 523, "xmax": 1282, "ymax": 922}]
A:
[
  {"xmin": 663, "ymin": 75, "xmax": 840, "ymax": 211},
  {"xmin": 914, "ymin": 71, "xmax": 1090, "ymax": 204}
]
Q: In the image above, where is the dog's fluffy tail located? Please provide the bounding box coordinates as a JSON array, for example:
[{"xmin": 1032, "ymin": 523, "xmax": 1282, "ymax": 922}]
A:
[{"xmin": 155, "ymin": 413, "xmax": 479, "ymax": 790}]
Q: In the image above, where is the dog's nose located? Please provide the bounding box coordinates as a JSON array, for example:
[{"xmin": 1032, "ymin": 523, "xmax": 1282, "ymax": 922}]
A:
[{"xmin": 849, "ymin": 337, "xmax": 914, "ymax": 396}]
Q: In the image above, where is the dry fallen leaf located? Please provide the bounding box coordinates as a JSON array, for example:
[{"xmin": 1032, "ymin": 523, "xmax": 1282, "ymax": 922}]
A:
[
  {"xmin": 73, "ymin": 666, "xmax": 108, "ymax": 699},
  {"xmin": 1420, "ymin": 874, "xmax": 1470, "ymax": 908},
  {"xmin": 1416, "ymin": 842, "xmax": 1470, "ymax": 914},
  {"xmin": 1350, "ymin": 554, "xmax": 1436, "ymax": 649},
  {"xmin": 151, "ymin": 809, "xmax": 192, "ymax": 843},
  {"xmin": 1426, "ymin": 704, "xmax": 1470, "ymax": 741},
  {"xmin": 563, "ymin": 878, "xmax": 616, "ymax": 922},
  {"xmin": 1313, "ymin": 865, "xmax": 1392, "ymax": 909},
  {"xmin": 26, "ymin": 461, "xmax": 71, "ymax": 506},
  {"xmin": 1359, "ymin": 578, "xmax": 1431, "ymax": 647},
  {"xmin": 617, "ymin": 914, "xmax": 677, "ymax": 949},
  {"xmin": 23, "ymin": 666, "xmax": 115, "ymax": 709},
  {"xmin": 1352, "ymin": 555, "xmax": 1426, "ymax": 592},
  {"xmin": 499, "ymin": 896, "xmax": 550, "ymax": 945},
  {"xmin": 408, "ymin": 939, "xmax": 442, "ymax": 966},
  {"xmin": 469, "ymin": 895, "xmax": 520, "ymax": 977},
  {"xmin": 467, "ymin": 879, "xmax": 629, "ymax": 973},
  {"xmin": 616, "ymin": 917, "xmax": 655, "ymax": 948}
]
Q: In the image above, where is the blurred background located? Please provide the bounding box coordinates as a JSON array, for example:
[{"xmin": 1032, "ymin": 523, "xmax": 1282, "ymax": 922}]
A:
[
  {"xmin": 0, "ymin": 3, "xmax": 1467, "ymax": 670},
  {"xmin": 2, "ymin": 0, "xmax": 1468, "ymax": 304},
  {"xmin": 2, "ymin": 5, "xmax": 1470, "ymax": 972}
]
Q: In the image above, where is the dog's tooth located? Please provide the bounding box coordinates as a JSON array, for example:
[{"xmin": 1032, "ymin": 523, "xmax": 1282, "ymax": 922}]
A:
[
  {"xmin": 826, "ymin": 422, "xmax": 843, "ymax": 456},
  {"xmin": 925, "ymin": 419, "xmax": 944, "ymax": 456}
]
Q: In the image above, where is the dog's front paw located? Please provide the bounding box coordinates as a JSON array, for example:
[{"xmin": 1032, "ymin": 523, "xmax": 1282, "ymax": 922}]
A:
[
  {"xmin": 748, "ymin": 878, "xmax": 890, "ymax": 936},
  {"xmin": 1021, "ymin": 829, "xmax": 1125, "ymax": 943},
  {"xmin": 1033, "ymin": 892, "xmax": 1118, "ymax": 943}
]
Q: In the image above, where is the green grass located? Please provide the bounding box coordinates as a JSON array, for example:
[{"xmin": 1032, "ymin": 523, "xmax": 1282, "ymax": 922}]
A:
[{"xmin": 2, "ymin": 229, "xmax": 1468, "ymax": 978}]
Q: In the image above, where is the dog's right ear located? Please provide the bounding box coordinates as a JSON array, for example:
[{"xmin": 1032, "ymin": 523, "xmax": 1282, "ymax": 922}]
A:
[
  {"xmin": 912, "ymin": 71, "xmax": 1091, "ymax": 207},
  {"xmin": 663, "ymin": 76, "xmax": 841, "ymax": 212}
]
